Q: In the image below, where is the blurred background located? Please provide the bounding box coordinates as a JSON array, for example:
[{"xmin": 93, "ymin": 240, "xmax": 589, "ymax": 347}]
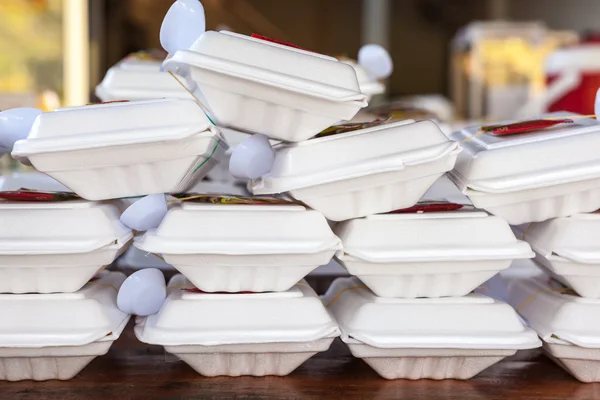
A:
[{"xmin": 2, "ymin": 0, "xmax": 600, "ymax": 172}]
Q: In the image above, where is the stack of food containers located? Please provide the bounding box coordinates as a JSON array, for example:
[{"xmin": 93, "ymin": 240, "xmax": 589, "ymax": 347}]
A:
[
  {"xmin": 324, "ymin": 206, "xmax": 539, "ymax": 380},
  {"xmin": 451, "ymin": 113, "xmax": 600, "ymax": 382},
  {"xmin": 0, "ymin": 190, "xmax": 132, "ymax": 381},
  {"xmin": 132, "ymin": 25, "xmax": 376, "ymax": 376}
]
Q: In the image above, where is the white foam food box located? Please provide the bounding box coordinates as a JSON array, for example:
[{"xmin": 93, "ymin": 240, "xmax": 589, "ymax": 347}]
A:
[
  {"xmin": 341, "ymin": 60, "xmax": 385, "ymax": 101},
  {"xmin": 11, "ymin": 99, "xmax": 226, "ymax": 200},
  {"xmin": 0, "ymin": 271, "xmax": 130, "ymax": 381},
  {"xmin": 95, "ymin": 53, "xmax": 192, "ymax": 101},
  {"xmin": 0, "ymin": 200, "xmax": 132, "ymax": 293},
  {"xmin": 334, "ymin": 209, "xmax": 534, "ymax": 298},
  {"xmin": 251, "ymin": 120, "xmax": 461, "ymax": 221},
  {"xmin": 134, "ymin": 198, "xmax": 341, "ymax": 292},
  {"xmin": 514, "ymin": 215, "xmax": 600, "ymax": 298},
  {"xmin": 504, "ymin": 272, "xmax": 600, "ymax": 382},
  {"xmin": 326, "ymin": 277, "xmax": 540, "ymax": 380},
  {"xmin": 163, "ymin": 31, "xmax": 367, "ymax": 142},
  {"xmin": 450, "ymin": 114, "xmax": 600, "ymax": 224},
  {"xmin": 135, "ymin": 274, "xmax": 339, "ymax": 377}
]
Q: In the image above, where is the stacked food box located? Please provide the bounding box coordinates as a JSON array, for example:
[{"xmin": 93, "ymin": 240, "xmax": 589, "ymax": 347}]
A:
[{"xmin": 452, "ymin": 115, "xmax": 600, "ymax": 382}]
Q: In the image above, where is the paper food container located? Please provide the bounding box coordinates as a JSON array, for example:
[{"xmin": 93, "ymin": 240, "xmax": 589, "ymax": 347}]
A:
[
  {"xmin": 251, "ymin": 119, "xmax": 461, "ymax": 221},
  {"xmin": 11, "ymin": 99, "xmax": 226, "ymax": 200},
  {"xmin": 163, "ymin": 31, "xmax": 367, "ymax": 142},
  {"xmin": 450, "ymin": 114, "xmax": 600, "ymax": 224},
  {"xmin": 134, "ymin": 196, "xmax": 342, "ymax": 292},
  {"xmin": 135, "ymin": 274, "xmax": 339, "ymax": 377},
  {"xmin": 0, "ymin": 199, "xmax": 132, "ymax": 293},
  {"xmin": 325, "ymin": 277, "xmax": 540, "ymax": 380},
  {"xmin": 334, "ymin": 208, "xmax": 534, "ymax": 298},
  {"xmin": 0, "ymin": 271, "xmax": 130, "ymax": 381},
  {"xmin": 504, "ymin": 274, "xmax": 600, "ymax": 382},
  {"xmin": 514, "ymin": 215, "xmax": 600, "ymax": 298},
  {"xmin": 95, "ymin": 52, "xmax": 192, "ymax": 101}
]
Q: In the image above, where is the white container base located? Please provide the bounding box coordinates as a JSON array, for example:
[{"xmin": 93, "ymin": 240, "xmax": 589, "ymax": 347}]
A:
[
  {"xmin": 347, "ymin": 344, "xmax": 514, "ymax": 380},
  {"xmin": 292, "ymin": 170, "xmax": 445, "ymax": 222},
  {"xmin": 543, "ymin": 342, "xmax": 600, "ymax": 383},
  {"xmin": 466, "ymin": 178, "xmax": 600, "ymax": 225},
  {"xmin": 0, "ymin": 340, "xmax": 113, "ymax": 382},
  {"xmin": 355, "ymin": 265, "xmax": 507, "ymax": 299},
  {"xmin": 169, "ymin": 262, "xmax": 325, "ymax": 293},
  {"xmin": 165, "ymin": 338, "xmax": 334, "ymax": 377}
]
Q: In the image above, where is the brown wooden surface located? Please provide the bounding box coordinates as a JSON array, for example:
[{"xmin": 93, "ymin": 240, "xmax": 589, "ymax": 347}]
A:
[{"xmin": 2, "ymin": 320, "xmax": 600, "ymax": 400}]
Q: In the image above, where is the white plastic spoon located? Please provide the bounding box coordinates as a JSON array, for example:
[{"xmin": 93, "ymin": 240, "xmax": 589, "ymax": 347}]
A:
[
  {"xmin": 120, "ymin": 194, "xmax": 168, "ymax": 231},
  {"xmin": 117, "ymin": 268, "xmax": 167, "ymax": 316},
  {"xmin": 358, "ymin": 44, "xmax": 394, "ymax": 80},
  {"xmin": 0, "ymin": 108, "xmax": 43, "ymax": 151},
  {"xmin": 160, "ymin": 0, "xmax": 205, "ymax": 56},
  {"xmin": 229, "ymin": 134, "xmax": 275, "ymax": 180}
]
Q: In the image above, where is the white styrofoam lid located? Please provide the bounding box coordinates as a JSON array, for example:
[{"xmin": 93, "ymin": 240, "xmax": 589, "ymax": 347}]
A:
[
  {"xmin": 135, "ymin": 275, "xmax": 339, "ymax": 346},
  {"xmin": 515, "ymin": 214, "xmax": 600, "ymax": 263},
  {"xmin": 450, "ymin": 113, "xmax": 600, "ymax": 193},
  {"xmin": 0, "ymin": 271, "xmax": 129, "ymax": 347},
  {"xmin": 0, "ymin": 200, "xmax": 132, "ymax": 254},
  {"xmin": 12, "ymin": 99, "xmax": 217, "ymax": 156},
  {"xmin": 135, "ymin": 200, "xmax": 341, "ymax": 255},
  {"xmin": 335, "ymin": 210, "xmax": 532, "ymax": 262},
  {"xmin": 96, "ymin": 63, "xmax": 190, "ymax": 100},
  {"xmin": 505, "ymin": 267, "xmax": 600, "ymax": 347},
  {"xmin": 341, "ymin": 60, "xmax": 385, "ymax": 96},
  {"xmin": 252, "ymin": 120, "xmax": 460, "ymax": 194},
  {"xmin": 165, "ymin": 31, "xmax": 366, "ymax": 101},
  {"xmin": 326, "ymin": 277, "xmax": 540, "ymax": 350}
]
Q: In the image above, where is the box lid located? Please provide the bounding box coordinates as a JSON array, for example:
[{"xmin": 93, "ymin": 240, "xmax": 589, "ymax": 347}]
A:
[
  {"xmin": 335, "ymin": 210, "xmax": 533, "ymax": 262},
  {"xmin": 0, "ymin": 271, "xmax": 130, "ymax": 347},
  {"xmin": 325, "ymin": 277, "xmax": 540, "ymax": 349},
  {"xmin": 450, "ymin": 114, "xmax": 600, "ymax": 193},
  {"xmin": 135, "ymin": 275, "xmax": 339, "ymax": 345}
]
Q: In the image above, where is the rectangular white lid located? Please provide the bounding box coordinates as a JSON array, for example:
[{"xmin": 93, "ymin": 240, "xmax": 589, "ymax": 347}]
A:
[
  {"xmin": 252, "ymin": 120, "xmax": 460, "ymax": 194},
  {"xmin": 505, "ymin": 270, "xmax": 600, "ymax": 347},
  {"xmin": 165, "ymin": 31, "xmax": 366, "ymax": 101},
  {"xmin": 450, "ymin": 113, "xmax": 600, "ymax": 193},
  {"xmin": 0, "ymin": 271, "xmax": 129, "ymax": 347},
  {"xmin": 135, "ymin": 275, "xmax": 339, "ymax": 346},
  {"xmin": 335, "ymin": 210, "xmax": 533, "ymax": 262},
  {"xmin": 96, "ymin": 63, "xmax": 191, "ymax": 100},
  {"xmin": 515, "ymin": 214, "xmax": 600, "ymax": 263},
  {"xmin": 12, "ymin": 99, "xmax": 217, "ymax": 156},
  {"xmin": 325, "ymin": 277, "xmax": 540, "ymax": 350},
  {"xmin": 135, "ymin": 201, "xmax": 341, "ymax": 255},
  {"xmin": 0, "ymin": 200, "xmax": 132, "ymax": 254}
]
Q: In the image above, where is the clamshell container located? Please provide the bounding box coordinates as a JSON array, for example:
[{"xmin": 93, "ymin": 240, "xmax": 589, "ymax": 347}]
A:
[
  {"xmin": 450, "ymin": 114, "xmax": 600, "ymax": 224},
  {"xmin": 0, "ymin": 271, "xmax": 130, "ymax": 381},
  {"xmin": 504, "ymin": 273, "xmax": 600, "ymax": 382},
  {"xmin": 135, "ymin": 198, "xmax": 341, "ymax": 292},
  {"xmin": 251, "ymin": 119, "xmax": 461, "ymax": 221},
  {"xmin": 95, "ymin": 52, "xmax": 191, "ymax": 101},
  {"xmin": 514, "ymin": 215, "xmax": 600, "ymax": 298},
  {"xmin": 0, "ymin": 200, "xmax": 132, "ymax": 293},
  {"xmin": 135, "ymin": 275, "xmax": 339, "ymax": 376},
  {"xmin": 163, "ymin": 31, "xmax": 368, "ymax": 142},
  {"xmin": 12, "ymin": 99, "xmax": 226, "ymax": 200},
  {"xmin": 334, "ymin": 209, "xmax": 534, "ymax": 298},
  {"xmin": 326, "ymin": 277, "xmax": 540, "ymax": 380}
]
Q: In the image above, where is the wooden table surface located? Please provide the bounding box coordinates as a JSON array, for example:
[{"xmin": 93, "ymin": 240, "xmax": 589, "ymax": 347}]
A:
[{"xmin": 2, "ymin": 321, "xmax": 600, "ymax": 400}]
